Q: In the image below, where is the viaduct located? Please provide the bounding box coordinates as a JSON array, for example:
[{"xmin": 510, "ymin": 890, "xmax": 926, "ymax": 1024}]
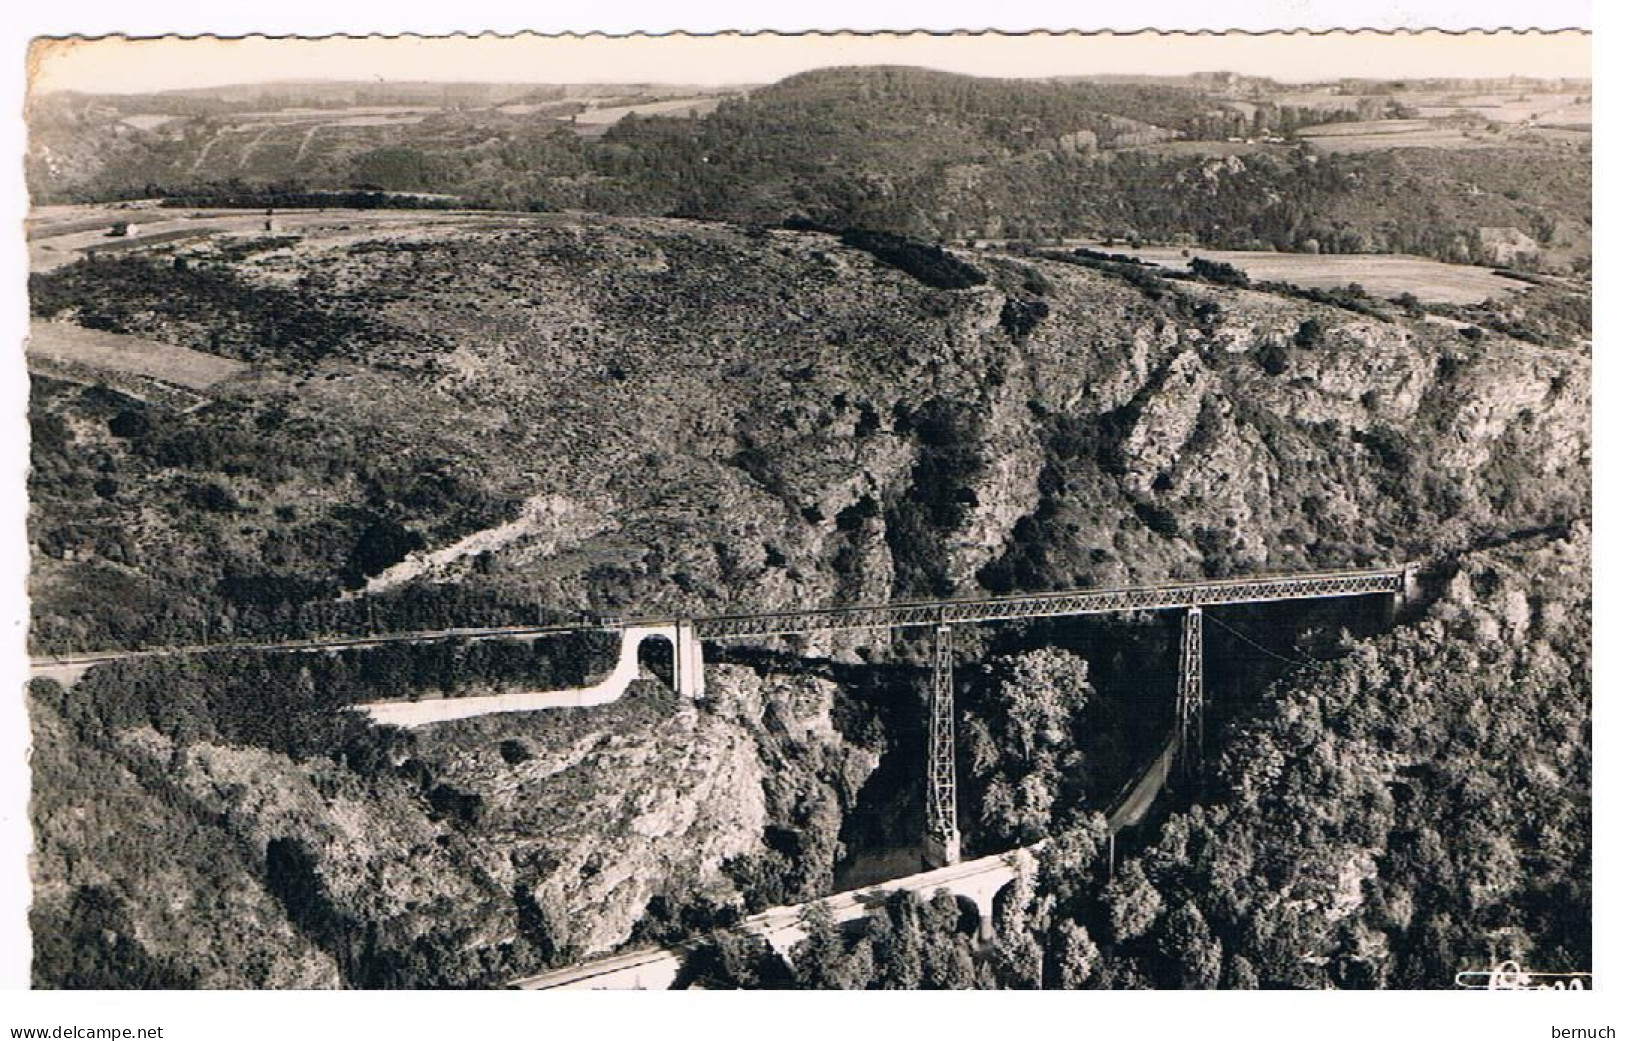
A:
[
  {"xmin": 358, "ymin": 564, "xmax": 1416, "ymax": 865},
  {"xmin": 31, "ymin": 564, "xmax": 1416, "ymax": 986},
  {"xmin": 509, "ymin": 734, "xmax": 1179, "ymax": 990},
  {"xmin": 499, "ymin": 565, "xmax": 1415, "ymax": 989},
  {"xmin": 33, "ymin": 565, "xmax": 1416, "ymax": 872}
]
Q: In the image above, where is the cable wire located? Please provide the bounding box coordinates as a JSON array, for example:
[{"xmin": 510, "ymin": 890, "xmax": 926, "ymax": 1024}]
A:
[{"xmin": 1205, "ymin": 611, "xmax": 1338, "ymax": 673}]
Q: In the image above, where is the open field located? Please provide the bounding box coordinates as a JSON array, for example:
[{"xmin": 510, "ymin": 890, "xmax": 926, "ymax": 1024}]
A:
[
  {"xmin": 1302, "ymin": 119, "xmax": 1447, "ymax": 138},
  {"xmin": 569, "ymin": 96, "xmax": 727, "ymax": 135},
  {"xmin": 1407, "ymin": 92, "xmax": 1590, "ymax": 124},
  {"xmin": 223, "ymin": 114, "xmax": 430, "ymax": 132},
  {"xmin": 28, "ymin": 207, "xmax": 263, "ymax": 272},
  {"xmin": 1533, "ymin": 104, "xmax": 1592, "ymax": 127},
  {"xmin": 28, "ymin": 207, "xmax": 284, "ymax": 272},
  {"xmin": 1116, "ymin": 140, "xmax": 1294, "ymax": 159},
  {"xmin": 28, "ymin": 320, "xmax": 249, "ymax": 390},
  {"xmin": 1271, "ymin": 92, "xmax": 1375, "ymax": 112},
  {"xmin": 28, "ymin": 201, "xmax": 177, "ymax": 239},
  {"xmin": 26, "ymin": 205, "xmax": 543, "ymax": 273},
  {"xmin": 120, "ymin": 115, "xmax": 179, "ymax": 131},
  {"xmin": 1081, "ymin": 243, "xmax": 1527, "ymax": 305},
  {"xmin": 1271, "ymin": 88, "xmax": 1588, "ymax": 124},
  {"xmin": 1298, "ymin": 119, "xmax": 1512, "ymax": 153},
  {"xmin": 232, "ymin": 105, "xmax": 440, "ymax": 122}
]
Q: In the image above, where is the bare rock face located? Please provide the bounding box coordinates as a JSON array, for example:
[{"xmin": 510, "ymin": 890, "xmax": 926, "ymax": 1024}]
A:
[
  {"xmin": 402, "ymin": 662, "xmax": 877, "ymax": 962},
  {"xmin": 1285, "ymin": 320, "xmax": 1435, "ymax": 425},
  {"xmin": 1153, "ymin": 394, "xmax": 1277, "ymax": 569},
  {"xmin": 1121, "ymin": 351, "xmax": 1212, "ymax": 500},
  {"xmin": 156, "ymin": 732, "xmax": 513, "ymax": 980},
  {"xmin": 1478, "ymin": 226, "xmax": 1542, "ymax": 266},
  {"xmin": 943, "ymin": 354, "xmax": 1048, "ymax": 588},
  {"xmin": 484, "ymin": 697, "xmax": 770, "ymax": 956}
]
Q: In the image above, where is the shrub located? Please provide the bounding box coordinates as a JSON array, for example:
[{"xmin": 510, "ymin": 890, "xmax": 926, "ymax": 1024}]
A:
[
  {"xmin": 185, "ymin": 481, "xmax": 238, "ymax": 514},
  {"xmin": 1049, "ymin": 249, "xmax": 1173, "ymax": 299},
  {"xmin": 1294, "ymin": 318, "xmax": 1326, "ymax": 349},
  {"xmin": 838, "ymin": 229, "xmax": 987, "ymax": 290},
  {"xmin": 1000, "ymin": 296, "xmax": 1051, "ymax": 339},
  {"xmin": 1133, "ymin": 501, "xmax": 1181, "ymax": 538},
  {"xmin": 1189, "ymin": 257, "xmax": 1252, "ymax": 288},
  {"xmin": 345, "ymin": 518, "xmax": 425, "ymax": 586},
  {"xmin": 107, "ymin": 409, "xmax": 151, "ymax": 440}
]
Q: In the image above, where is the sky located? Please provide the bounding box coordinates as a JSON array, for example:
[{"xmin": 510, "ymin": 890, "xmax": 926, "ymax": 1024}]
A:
[{"xmin": 28, "ymin": 30, "xmax": 1592, "ymax": 96}]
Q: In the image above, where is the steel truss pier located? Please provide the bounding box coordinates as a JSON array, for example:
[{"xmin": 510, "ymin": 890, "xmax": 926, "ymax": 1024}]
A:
[
  {"xmin": 1177, "ymin": 607, "xmax": 1204, "ymax": 778},
  {"xmin": 926, "ymin": 625, "xmax": 961, "ymax": 865}
]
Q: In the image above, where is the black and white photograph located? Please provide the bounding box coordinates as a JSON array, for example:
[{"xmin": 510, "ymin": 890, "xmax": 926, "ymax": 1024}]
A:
[{"xmin": 1, "ymin": 8, "xmax": 1603, "ymax": 1023}]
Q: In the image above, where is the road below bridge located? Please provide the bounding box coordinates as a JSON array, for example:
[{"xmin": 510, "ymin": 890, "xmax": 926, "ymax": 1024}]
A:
[{"xmin": 509, "ymin": 735, "xmax": 1177, "ymax": 990}]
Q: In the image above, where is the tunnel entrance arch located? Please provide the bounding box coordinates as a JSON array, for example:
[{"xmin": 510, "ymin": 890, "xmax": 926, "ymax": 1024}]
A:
[{"xmin": 637, "ymin": 632, "xmax": 676, "ymax": 688}]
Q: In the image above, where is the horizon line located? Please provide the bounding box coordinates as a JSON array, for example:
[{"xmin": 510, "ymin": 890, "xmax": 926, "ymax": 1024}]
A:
[
  {"xmin": 29, "ymin": 30, "xmax": 1590, "ymax": 96},
  {"xmin": 33, "ymin": 66, "xmax": 1595, "ymax": 99}
]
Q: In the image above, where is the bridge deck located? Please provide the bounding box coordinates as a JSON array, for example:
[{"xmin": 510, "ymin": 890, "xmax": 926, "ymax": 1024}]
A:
[
  {"xmin": 29, "ymin": 566, "xmax": 1406, "ymax": 671},
  {"xmin": 689, "ymin": 567, "xmax": 1406, "ymax": 640}
]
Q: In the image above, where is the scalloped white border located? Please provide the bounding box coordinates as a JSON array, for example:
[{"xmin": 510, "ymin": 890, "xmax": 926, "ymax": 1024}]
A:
[
  {"xmin": 0, "ymin": 2, "xmax": 1606, "ymax": 1028},
  {"xmin": 0, "ymin": 0, "xmax": 1601, "ymax": 35}
]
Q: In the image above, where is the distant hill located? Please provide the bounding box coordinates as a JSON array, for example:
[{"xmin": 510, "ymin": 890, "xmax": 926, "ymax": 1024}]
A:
[
  {"xmin": 33, "ymin": 79, "xmax": 744, "ymax": 112},
  {"xmin": 27, "ymin": 65, "xmax": 1590, "ymax": 270}
]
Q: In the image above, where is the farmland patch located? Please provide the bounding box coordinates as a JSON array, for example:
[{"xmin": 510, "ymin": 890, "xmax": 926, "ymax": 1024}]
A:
[
  {"xmin": 1083, "ymin": 243, "xmax": 1527, "ymax": 305},
  {"xmin": 1298, "ymin": 120, "xmax": 1507, "ymax": 153},
  {"xmin": 28, "ymin": 320, "xmax": 249, "ymax": 391}
]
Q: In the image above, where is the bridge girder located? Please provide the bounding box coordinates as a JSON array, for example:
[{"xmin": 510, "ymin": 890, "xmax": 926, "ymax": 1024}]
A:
[
  {"xmin": 690, "ymin": 569, "xmax": 1405, "ymax": 641},
  {"xmin": 31, "ymin": 567, "xmax": 1408, "ymax": 673}
]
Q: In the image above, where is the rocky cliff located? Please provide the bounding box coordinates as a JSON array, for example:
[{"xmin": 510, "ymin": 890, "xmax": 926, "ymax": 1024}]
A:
[{"xmin": 31, "ymin": 660, "xmax": 881, "ymax": 986}]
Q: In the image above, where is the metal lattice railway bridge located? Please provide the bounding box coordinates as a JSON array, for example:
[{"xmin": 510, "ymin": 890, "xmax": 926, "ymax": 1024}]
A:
[
  {"xmin": 688, "ymin": 567, "xmax": 1408, "ymax": 639},
  {"xmin": 685, "ymin": 565, "xmax": 1414, "ymax": 865},
  {"xmin": 30, "ymin": 564, "xmax": 1416, "ymax": 867},
  {"xmin": 504, "ymin": 567, "xmax": 1417, "ymax": 988}
]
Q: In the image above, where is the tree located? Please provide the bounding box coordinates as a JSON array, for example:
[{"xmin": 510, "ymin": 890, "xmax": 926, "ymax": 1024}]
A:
[
  {"xmin": 867, "ymin": 894, "xmax": 925, "ymax": 989},
  {"xmin": 677, "ymin": 930, "xmax": 783, "ymax": 990},
  {"xmin": 1037, "ymin": 814, "xmax": 1110, "ymax": 918},
  {"xmin": 1258, "ymin": 336, "xmax": 1292, "ymax": 377},
  {"xmin": 985, "ymin": 870, "xmax": 1044, "ymax": 989},
  {"xmin": 1052, "ymin": 919, "xmax": 1100, "ymax": 988},
  {"xmin": 999, "ymin": 648, "xmax": 1091, "ymax": 761},
  {"xmin": 1190, "ymin": 256, "xmax": 1251, "ymax": 287},
  {"xmin": 790, "ymin": 902, "xmax": 872, "ymax": 990},
  {"xmin": 1156, "ymin": 901, "xmax": 1223, "ymax": 989},
  {"xmin": 918, "ymin": 892, "xmax": 978, "ymax": 989},
  {"xmin": 987, "ymin": 924, "xmax": 1045, "ymax": 990},
  {"xmin": 1294, "ymin": 317, "xmax": 1326, "ymax": 348},
  {"xmin": 968, "ymin": 648, "xmax": 1094, "ymax": 846},
  {"xmin": 1227, "ymin": 953, "xmax": 1261, "ymax": 989},
  {"xmin": 1103, "ymin": 860, "xmax": 1164, "ymax": 943}
]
